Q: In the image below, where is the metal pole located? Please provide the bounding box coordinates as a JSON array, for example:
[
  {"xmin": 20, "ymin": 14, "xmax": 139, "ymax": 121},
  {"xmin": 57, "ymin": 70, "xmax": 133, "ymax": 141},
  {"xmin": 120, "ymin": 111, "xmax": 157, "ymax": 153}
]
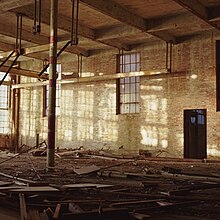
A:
[{"xmin": 47, "ymin": 0, "xmax": 58, "ymax": 168}]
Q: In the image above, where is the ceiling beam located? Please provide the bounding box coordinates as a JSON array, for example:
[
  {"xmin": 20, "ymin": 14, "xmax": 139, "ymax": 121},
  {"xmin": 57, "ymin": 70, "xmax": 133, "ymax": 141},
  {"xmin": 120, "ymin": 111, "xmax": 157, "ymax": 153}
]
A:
[
  {"xmin": 0, "ymin": 18, "xmax": 89, "ymax": 58},
  {"xmin": 209, "ymin": 5, "xmax": 220, "ymax": 22},
  {"xmin": 96, "ymin": 25, "xmax": 145, "ymax": 41},
  {"xmin": 0, "ymin": 0, "xmax": 33, "ymax": 11},
  {"xmin": 0, "ymin": 65, "xmax": 48, "ymax": 79},
  {"xmin": 0, "ymin": 20, "xmax": 49, "ymax": 45},
  {"xmin": 0, "ymin": 41, "xmax": 49, "ymax": 60},
  {"xmin": 11, "ymin": 5, "xmax": 130, "ymax": 50},
  {"xmin": 80, "ymin": 0, "xmax": 176, "ymax": 43},
  {"xmin": 0, "ymin": 40, "xmax": 89, "ymax": 59},
  {"xmin": 172, "ymin": 0, "xmax": 220, "ymax": 30}
]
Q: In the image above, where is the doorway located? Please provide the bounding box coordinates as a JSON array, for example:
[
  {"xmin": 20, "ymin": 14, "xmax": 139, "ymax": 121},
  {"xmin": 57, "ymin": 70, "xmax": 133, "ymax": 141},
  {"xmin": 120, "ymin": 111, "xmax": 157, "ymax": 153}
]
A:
[{"xmin": 184, "ymin": 109, "xmax": 207, "ymax": 159}]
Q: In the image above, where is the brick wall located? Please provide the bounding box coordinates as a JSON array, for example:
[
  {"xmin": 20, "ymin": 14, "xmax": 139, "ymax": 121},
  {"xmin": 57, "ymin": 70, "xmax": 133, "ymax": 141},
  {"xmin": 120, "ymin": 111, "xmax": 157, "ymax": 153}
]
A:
[{"xmin": 18, "ymin": 33, "xmax": 220, "ymax": 158}]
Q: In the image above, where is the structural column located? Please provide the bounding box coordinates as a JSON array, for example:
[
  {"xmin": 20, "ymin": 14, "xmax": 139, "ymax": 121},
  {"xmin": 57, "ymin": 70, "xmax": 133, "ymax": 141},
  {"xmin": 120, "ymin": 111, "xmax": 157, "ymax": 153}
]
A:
[{"xmin": 47, "ymin": 0, "xmax": 58, "ymax": 168}]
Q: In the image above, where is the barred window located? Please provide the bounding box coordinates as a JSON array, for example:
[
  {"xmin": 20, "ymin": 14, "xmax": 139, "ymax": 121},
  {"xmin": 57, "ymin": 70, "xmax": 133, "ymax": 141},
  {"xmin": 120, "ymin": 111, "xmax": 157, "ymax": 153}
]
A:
[
  {"xmin": 0, "ymin": 72, "xmax": 10, "ymax": 133},
  {"xmin": 116, "ymin": 53, "xmax": 140, "ymax": 114}
]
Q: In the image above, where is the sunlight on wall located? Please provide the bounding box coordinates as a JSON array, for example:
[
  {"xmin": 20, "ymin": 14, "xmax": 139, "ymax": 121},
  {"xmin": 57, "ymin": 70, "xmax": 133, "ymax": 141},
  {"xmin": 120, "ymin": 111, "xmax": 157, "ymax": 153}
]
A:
[
  {"xmin": 141, "ymin": 128, "xmax": 158, "ymax": 146},
  {"xmin": 97, "ymin": 89, "xmax": 118, "ymax": 142},
  {"xmin": 207, "ymin": 145, "xmax": 220, "ymax": 157},
  {"xmin": 81, "ymin": 72, "xmax": 95, "ymax": 77},
  {"xmin": 140, "ymin": 83, "xmax": 168, "ymax": 149},
  {"xmin": 141, "ymin": 85, "xmax": 163, "ymax": 91},
  {"xmin": 77, "ymin": 90, "xmax": 94, "ymax": 140},
  {"xmin": 20, "ymin": 88, "xmax": 37, "ymax": 138}
]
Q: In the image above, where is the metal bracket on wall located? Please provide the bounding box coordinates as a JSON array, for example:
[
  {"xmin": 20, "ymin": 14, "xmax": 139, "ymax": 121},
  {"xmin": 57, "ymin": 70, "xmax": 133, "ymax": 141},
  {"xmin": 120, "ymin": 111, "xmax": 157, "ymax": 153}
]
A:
[
  {"xmin": 71, "ymin": 0, "xmax": 79, "ymax": 45},
  {"xmin": 38, "ymin": 0, "xmax": 80, "ymax": 77},
  {"xmin": 0, "ymin": 14, "xmax": 23, "ymax": 86},
  {"xmin": 166, "ymin": 42, "xmax": 173, "ymax": 73}
]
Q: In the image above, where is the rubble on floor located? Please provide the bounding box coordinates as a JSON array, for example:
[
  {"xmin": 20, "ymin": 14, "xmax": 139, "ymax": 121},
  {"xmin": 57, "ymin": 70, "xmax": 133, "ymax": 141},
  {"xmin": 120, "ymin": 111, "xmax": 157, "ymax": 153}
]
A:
[{"xmin": 0, "ymin": 148, "xmax": 220, "ymax": 219}]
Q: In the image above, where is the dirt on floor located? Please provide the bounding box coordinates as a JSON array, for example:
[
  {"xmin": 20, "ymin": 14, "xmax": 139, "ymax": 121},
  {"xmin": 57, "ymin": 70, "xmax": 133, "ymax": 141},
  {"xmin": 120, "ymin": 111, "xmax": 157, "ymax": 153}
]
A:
[{"xmin": 0, "ymin": 148, "xmax": 220, "ymax": 220}]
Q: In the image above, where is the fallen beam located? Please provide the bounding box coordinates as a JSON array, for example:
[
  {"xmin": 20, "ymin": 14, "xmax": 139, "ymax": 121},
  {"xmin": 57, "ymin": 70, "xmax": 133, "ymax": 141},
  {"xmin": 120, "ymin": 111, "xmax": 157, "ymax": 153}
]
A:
[{"xmin": 0, "ymin": 172, "xmax": 36, "ymax": 184}]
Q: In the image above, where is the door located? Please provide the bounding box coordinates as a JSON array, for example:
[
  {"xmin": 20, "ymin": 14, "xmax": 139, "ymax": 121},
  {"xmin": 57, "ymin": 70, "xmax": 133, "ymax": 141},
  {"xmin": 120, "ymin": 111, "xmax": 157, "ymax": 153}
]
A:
[{"xmin": 184, "ymin": 109, "xmax": 207, "ymax": 159}]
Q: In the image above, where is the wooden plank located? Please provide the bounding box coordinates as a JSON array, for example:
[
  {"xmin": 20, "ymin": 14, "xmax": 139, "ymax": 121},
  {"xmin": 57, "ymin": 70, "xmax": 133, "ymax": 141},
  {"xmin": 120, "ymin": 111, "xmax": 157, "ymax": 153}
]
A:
[
  {"xmin": 63, "ymin": 183, "xmax": 113, "ymax": 189},
  {"xmin": 19, "ymin": 193, "xmax": 28, "ymax": 220},
  {"xmin": 0, "ymin": 171, "xmax": 36, "ymax": 184},
  {"xmin": 0, "ymin": 186, "xmax": 24, "ymax": 192},
  {"xmin": 0, "ymin": 181, "xmax": 14, "ymax": 187},
  {"xmin": 53, "ymin": 204, "xmax": 61, "ymax": 220},
  {"xmin": 61, "ymin": 207, "xmax": 129, "ymax": 220},
  {"xmin": 10, "ymin": 186, "xmax": 60, "ymax": 193},
  {"xmin": 74, "ymin": 165, "xmax": 100, "ymax": 175},
  {"xmin": 28, "ymin": 209, "xmax": 41, "ymax": 220}
]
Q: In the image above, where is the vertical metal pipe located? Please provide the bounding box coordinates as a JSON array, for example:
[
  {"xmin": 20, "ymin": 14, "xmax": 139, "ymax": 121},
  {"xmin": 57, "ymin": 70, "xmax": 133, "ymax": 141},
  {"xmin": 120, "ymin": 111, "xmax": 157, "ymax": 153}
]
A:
[
  {"xmin": 170, "ymin": 43, "xmax": 173, "ymax": 73},
  {"xmin": 36, "ymin": 133, "xmax": 39, "ymax": 148},
  {"xmin": 166, "ymin": 42, "xmax": 169, "ymax": 69},
  {"xmin": 47, "ymin": 0, "xmax": 58, "ymax": 168}
]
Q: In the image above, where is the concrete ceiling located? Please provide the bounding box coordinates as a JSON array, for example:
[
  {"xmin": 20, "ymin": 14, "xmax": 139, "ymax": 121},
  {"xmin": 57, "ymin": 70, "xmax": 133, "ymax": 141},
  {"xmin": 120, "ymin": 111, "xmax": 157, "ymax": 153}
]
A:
[{"xmin": 0, "ymin": 0, "xmax": 220, "ymax": 66}]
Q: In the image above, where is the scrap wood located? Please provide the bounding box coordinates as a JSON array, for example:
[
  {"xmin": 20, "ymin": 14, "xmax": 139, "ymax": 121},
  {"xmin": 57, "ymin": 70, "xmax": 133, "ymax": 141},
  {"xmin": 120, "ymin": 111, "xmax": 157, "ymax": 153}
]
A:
[
  {"xmin": 0, "ymin": 142, "xmax": 46, "ymax": 165},
  {"xmin": 131, "ymin": 212, "xmax": 151, "ymax": 220},
  {"xmin": 61, "ymin": 207, "xmax": 129, "ymax": 220},
  {"xmin": 97, "ymin": 170, "xmax": 128, "ymax": 179},
  {"xmin": 0, "ymin": 186, "xmax": 25, "ymax": 192},
  {"xmin": 109, "ymin": 199, "xmax": 165, "ymax": 208},
  {"xmin": 28, "ymin": 209, "xmax": 41, "ymax": 220},
  {"xmin": 101, "ymin": 160, "xmax": 135, "ymax": 171},
  {"xmin": 0, "ymin": 171, "xmax": 36, "ymax": 184},
  {"xmin": 161, "ymin": 172, "xmax": 220, "ymax": 183},
  {"xmin": 19, "ymin": 193, "xmax": 28, "ymax": 220},
  {"xmin": 161, "ymin": 166, "xmax": 182, "ymax": 174},
  {"xmin": 10, "ymin": 186, "xmax": 60, "ymax": 193},
  {"xmin": 53, "ymin": 203, "xmax": 61, "ymax": 220},
  {"xmin": 152, "ymin": 214, "xmax": 212, "ymax": 220},
  {"xmin": 74, "ymin": 164, "xmax": 100, "ymax": 175},
  {"xmin": 27, "ymin": 152, "xmax": 41, "ymax": 180},
  {"xmin": 134, "ymin": 200, "xmax": 200, "ymax": 213},
  {"xmin": 104, "ymin": 191, "xmax": 220, "ymax": 202},
  {"xmin": 0, "ymin": 180, "xmax": 14, "ymax": 187},
  {"xmin": 68, "ymin": 202, "xmax": 83, "ymax": 213},
  {"xmin": 166, "ymin": 182, "xmax": 220, "ymax": 196},
  {"xmin": 62, "ymin": 183, "xmax": 113, "ymax": 189}
]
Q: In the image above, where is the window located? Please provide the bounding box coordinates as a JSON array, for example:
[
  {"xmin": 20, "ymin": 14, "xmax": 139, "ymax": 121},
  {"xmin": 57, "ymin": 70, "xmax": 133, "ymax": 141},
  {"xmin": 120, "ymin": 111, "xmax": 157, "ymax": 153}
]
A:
[
  {"xmin": 0, "ymin": 72, "xmax": 10, "ymax": 133},
  {"xmin": 43, "ymin": 64, "xmax": 61, "ymax": 116},
  {"xmin": 116, "ymin": 53, "xmax": 140, "ymax": 114}
]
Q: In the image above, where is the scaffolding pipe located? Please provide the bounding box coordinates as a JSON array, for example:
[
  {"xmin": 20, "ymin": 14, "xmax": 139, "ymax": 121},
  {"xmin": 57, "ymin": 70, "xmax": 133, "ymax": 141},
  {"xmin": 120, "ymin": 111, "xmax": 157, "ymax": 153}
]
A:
[{"xmin": 47, "ymin": 0, "xmax": 58, "ymax": 168}]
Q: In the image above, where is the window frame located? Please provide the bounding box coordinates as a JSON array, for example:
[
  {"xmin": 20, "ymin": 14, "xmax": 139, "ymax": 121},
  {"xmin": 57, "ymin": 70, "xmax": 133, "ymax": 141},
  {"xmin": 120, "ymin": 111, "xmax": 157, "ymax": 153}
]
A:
[
  {"xmin": 116, "ymin": 52, "xmax": 141, "ymax": 114},
  {"xmin": 0, "ymin": 72, "xmax": 10, "ymax": 134}
]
